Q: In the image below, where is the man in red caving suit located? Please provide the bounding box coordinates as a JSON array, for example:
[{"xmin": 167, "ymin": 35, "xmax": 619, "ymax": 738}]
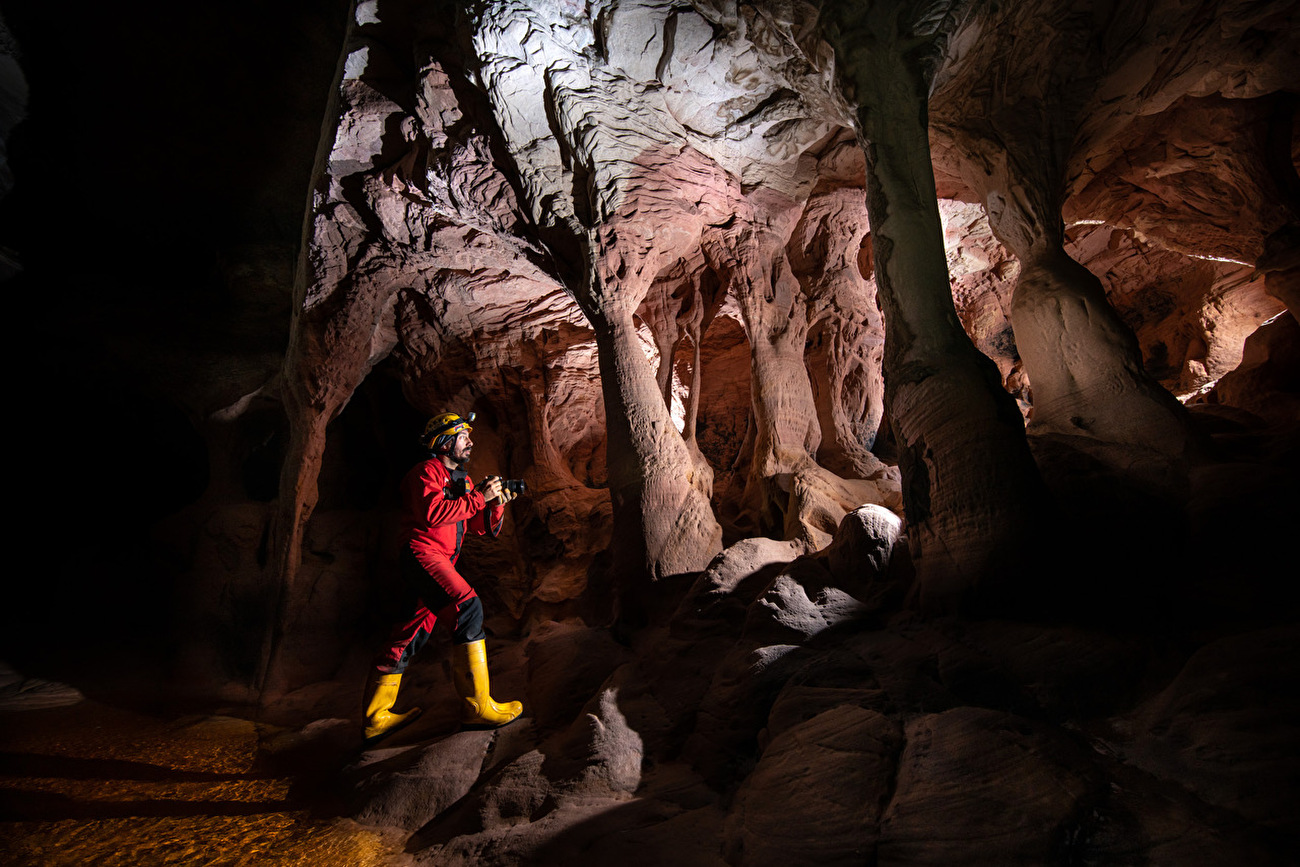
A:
[{"xmin": 362, "ymin": 411, "xmax": 523, "ymax": 744}]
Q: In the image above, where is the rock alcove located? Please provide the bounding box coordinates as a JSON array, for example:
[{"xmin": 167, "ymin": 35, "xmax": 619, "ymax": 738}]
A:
[{"xmin": 1, "ymin": 1, "xmax": 1297, "ymax": 864}]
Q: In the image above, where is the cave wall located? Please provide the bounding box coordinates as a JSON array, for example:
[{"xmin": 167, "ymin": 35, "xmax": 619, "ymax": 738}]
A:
[
  {"xmin": 0, "ymin": 1, "xmax": 353, "ymax": 692},
  {"xmin": 3, "ymin": 0, "xmax": 1296, "ymax": 704},
  {"xmin": 239, "ymin": 0, "xmax": 1294, "ymax": 692},
  {"xmin": 2, "ymin": 2, "xmax": 1298, "ymax": 863}
]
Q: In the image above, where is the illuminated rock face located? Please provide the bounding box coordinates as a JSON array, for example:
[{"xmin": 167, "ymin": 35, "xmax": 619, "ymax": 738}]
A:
[
  {"xmin": 6, "ymin": 0, "xmax": 1297, "ymax": 864},
  {"xmin": 258, "ymin": 8, "xmax": 1296, "ymax": 861},
  {"xmin": 271, "ymin": 0, "xmax": 883, "ymax": 677},
  {"xmin": 236, "ymin": 0, "xmax": 1296, "ymax": 682}
]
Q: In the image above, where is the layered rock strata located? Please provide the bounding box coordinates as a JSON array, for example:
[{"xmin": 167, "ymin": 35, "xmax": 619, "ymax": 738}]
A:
[{"xmin": 242, "ymin": 0, "xmax": 1300, "ymax": 693}]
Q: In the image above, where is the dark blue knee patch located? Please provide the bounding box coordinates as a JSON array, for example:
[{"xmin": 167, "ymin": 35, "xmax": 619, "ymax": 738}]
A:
[{"xmin": 453, "ymin": 596, "xmax": 486, "ymax": 643}]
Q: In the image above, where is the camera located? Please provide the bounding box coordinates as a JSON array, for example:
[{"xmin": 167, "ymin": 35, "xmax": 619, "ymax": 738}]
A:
[{"xmin": 481, "ymin": 476, "xmax": 526, "ymax": 497}]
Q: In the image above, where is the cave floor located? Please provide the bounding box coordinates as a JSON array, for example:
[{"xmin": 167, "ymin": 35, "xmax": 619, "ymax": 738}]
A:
[{"xmin": 0, "ymin": 699, "xmax": 408, "ymax": 867}]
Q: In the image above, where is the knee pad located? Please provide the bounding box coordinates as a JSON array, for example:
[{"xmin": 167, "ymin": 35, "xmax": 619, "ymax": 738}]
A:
[{"xmin": 452, "ymin": 595, "xmax": 486, "ymax": 644}]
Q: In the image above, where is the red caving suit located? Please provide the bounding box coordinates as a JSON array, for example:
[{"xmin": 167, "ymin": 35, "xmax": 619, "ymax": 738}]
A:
[{"xmin": 374, "ymin": 457, "xmax": 504, "ymax": 673}]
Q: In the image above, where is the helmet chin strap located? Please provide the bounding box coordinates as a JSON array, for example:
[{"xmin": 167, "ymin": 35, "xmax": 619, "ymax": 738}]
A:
[{"xmin": 431, "ymin": 433, "xmax": 470, "ymax": 468}]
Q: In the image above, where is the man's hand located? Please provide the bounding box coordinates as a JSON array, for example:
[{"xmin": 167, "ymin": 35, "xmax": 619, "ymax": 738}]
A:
[
  {"xmin": 480, "ymin": 475, "xmax": 518, "ymax": 505},
  {"xmin": 480, "ymin": 476, "xmax": 504, "ymax": 503}
]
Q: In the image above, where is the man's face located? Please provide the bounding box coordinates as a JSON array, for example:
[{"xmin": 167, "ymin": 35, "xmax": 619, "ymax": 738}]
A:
[{"xmin": 450, "ymin": 430, "xmax": 473, "ymax": 466}]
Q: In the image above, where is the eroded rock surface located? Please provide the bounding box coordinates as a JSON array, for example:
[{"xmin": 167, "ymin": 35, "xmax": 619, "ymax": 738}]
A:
[
  {"xmin": 243, "ymin": 2, "xmax": 1298, "ymax": 859},
  {"xmin": 13, "ymin": 0, "xmax": 1297, "ymax": 864},
  {"xmin": 218, "ymin": 0, "xmax": 1300, "ymax": 858},
  {"xmin": 333, "ymin": 515, "xmax": 1295, "ymax": 865}
]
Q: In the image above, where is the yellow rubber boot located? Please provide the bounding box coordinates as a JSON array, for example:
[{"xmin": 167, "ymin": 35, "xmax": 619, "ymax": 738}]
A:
[
  {"xmin": 363, "ymin": 672, "xmax": 421, "ymax": 744},
  {"xmin": 452, "ymin": 640, "xmax": 523, "ymax": 727}
]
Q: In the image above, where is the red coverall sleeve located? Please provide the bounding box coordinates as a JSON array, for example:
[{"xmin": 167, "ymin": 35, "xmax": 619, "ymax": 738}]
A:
[{"xmin": 416, "ymin": 463, "xmax": 485, "ymax": 527}]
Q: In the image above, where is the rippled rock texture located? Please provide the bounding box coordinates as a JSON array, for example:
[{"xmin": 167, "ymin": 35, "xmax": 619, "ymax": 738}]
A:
[
  {"xmin": 5, "ymin": 0, "xmax": 1298, "ymax": 864},
  {"xmin": 247, "ymin": 0, "xmax": 1293, "ymax": 691},
  {"xmin": 265, "ymin": 1, "xmax": 1298, "ymax": 860}
]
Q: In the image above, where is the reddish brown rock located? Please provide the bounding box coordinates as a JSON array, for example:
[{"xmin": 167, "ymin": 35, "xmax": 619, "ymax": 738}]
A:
[
  {"xmin": 1121, "ymin": 625, "xmax": 1300, "ymax": 834},
  {"xmin": 350, "ymin": 729, "xmax": 496, "ymax": 831},
  {"xmin": 1062, "ymin": 225, "xmax": 1283, "ymax": 399},
  {"xmin": 823, "ymin": 504, "xmax": 904, "ymax": 590},
  {"xmin": 724, "ymin": 705, "xmax": 902, "ymax": 866},
  {"xmin": 824, "ymin": 4, "xmax": 1051, "ymax": 611},
  {"xmin": 878, "ymin": 707, "xmax": 1103, "ymax": 866},
  {"xmin": 1210, "ymin": 311, "xmax": 1300, "ymax": 425},
  {"xmin": 523, "ymin": 620, "xmax": 632, "ymax": 731},
  {"xmin": 19, "ymin": 3, "xmax": 1297, "ymax": 864},
  {"xmin": 673, "ymin": 537, "xmax": 806, "ymax": 637}
]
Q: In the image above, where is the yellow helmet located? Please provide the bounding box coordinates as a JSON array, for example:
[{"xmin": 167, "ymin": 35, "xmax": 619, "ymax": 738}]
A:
[{"xmin": 422, "ymin": 411, "xmax": 475, "ymax": 450}]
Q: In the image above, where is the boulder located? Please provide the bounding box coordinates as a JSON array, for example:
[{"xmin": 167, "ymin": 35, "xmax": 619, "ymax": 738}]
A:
[
  {"xmin": 673, "ymin": 537, "xmax": 804, "ymax": 637},
  {"xmin": 1122, "ymin": 624, "xmax": 1300, "ymax": 834},
  {"xmin": 524, "ymin": 621, "xmax": 632, "ymax": 731},
  {"xmin": 725, "ymin": 705, "xmax": 902, "ymax": 866},
  {"xmin": 878, "ymin": 707, "xmax": 1103, "ymax": 866},
  {"xmin": 0, "ymin": 662, "xmax": 83, "ymax": 712},
  {"xmin": 349, "ymin": 729, "xmax": 496, "ymax": 831},
  {"xmin": 824, "ymin": 503, "xmax": 904, "ymax": 586}
]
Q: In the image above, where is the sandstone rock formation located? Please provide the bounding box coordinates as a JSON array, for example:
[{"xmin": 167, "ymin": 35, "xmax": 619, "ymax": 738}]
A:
[
  {"xmin": 5, "ymin": 0, "xmax": 1299, "ymax": 864},
  {"xmin": 822, "ymin": 2, "xmax": 1051, "ymax": 613},
  {"xmin": 190, "ymin": 0, "xmax": 1293, "ymax": 696}
]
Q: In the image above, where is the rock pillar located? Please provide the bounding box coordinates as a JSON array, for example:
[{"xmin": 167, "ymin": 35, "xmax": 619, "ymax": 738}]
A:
[
  {"xmin": 822, "ymin": 4, "xmax": 1048, "ymax": 608},
  {"xmin": 574, "ymin": 239, "xmax": 722, "ymax": 584},
  {"xmin": 704, "ymin": 223, "xmax": 821, "ymax": 537},
  {"xmin": 973, "ymin": 151, "xmax": 1199, "ymax": 457}
]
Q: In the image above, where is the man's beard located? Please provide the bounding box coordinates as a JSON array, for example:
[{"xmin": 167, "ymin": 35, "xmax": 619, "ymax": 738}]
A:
[{"xmin": 452, "ymin": 447, "xmax": 472, "ymax": 468}]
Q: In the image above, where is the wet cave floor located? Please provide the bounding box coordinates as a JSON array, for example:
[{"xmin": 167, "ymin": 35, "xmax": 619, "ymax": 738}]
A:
[{"xmin": 0, "ymin": 700, "xmax": 405, "ymax": 866}]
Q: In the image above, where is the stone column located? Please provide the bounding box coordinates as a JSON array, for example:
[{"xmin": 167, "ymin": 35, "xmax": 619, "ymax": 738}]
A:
[
  {"xmin": 261, "ymin": 251, "xmax": 400, "ymax": 697},
  {"xmin": 971, "ymin": 149, "xmax": 1199, "ymax": 457},
  {"xmin": 788, "ymin": 186, "xmax": 886, "ymax": 479},
  {"xmin": 636, "ymin": 260, "xmax": 723, "ymax": 498},
  {"xmin": 822, "ymin": 3, "xmax": 1048, "ymax": 608},
  {"xmin": 705, "ymin": 223, "xmax": 821, "ymax": 537},
  {"xmin": 573, "ymin": 239, "xmax": 722, "ymax": 583},
  {"xmin": 467, "ymin": 6, "xmax": 726, "ymax": 588}
]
